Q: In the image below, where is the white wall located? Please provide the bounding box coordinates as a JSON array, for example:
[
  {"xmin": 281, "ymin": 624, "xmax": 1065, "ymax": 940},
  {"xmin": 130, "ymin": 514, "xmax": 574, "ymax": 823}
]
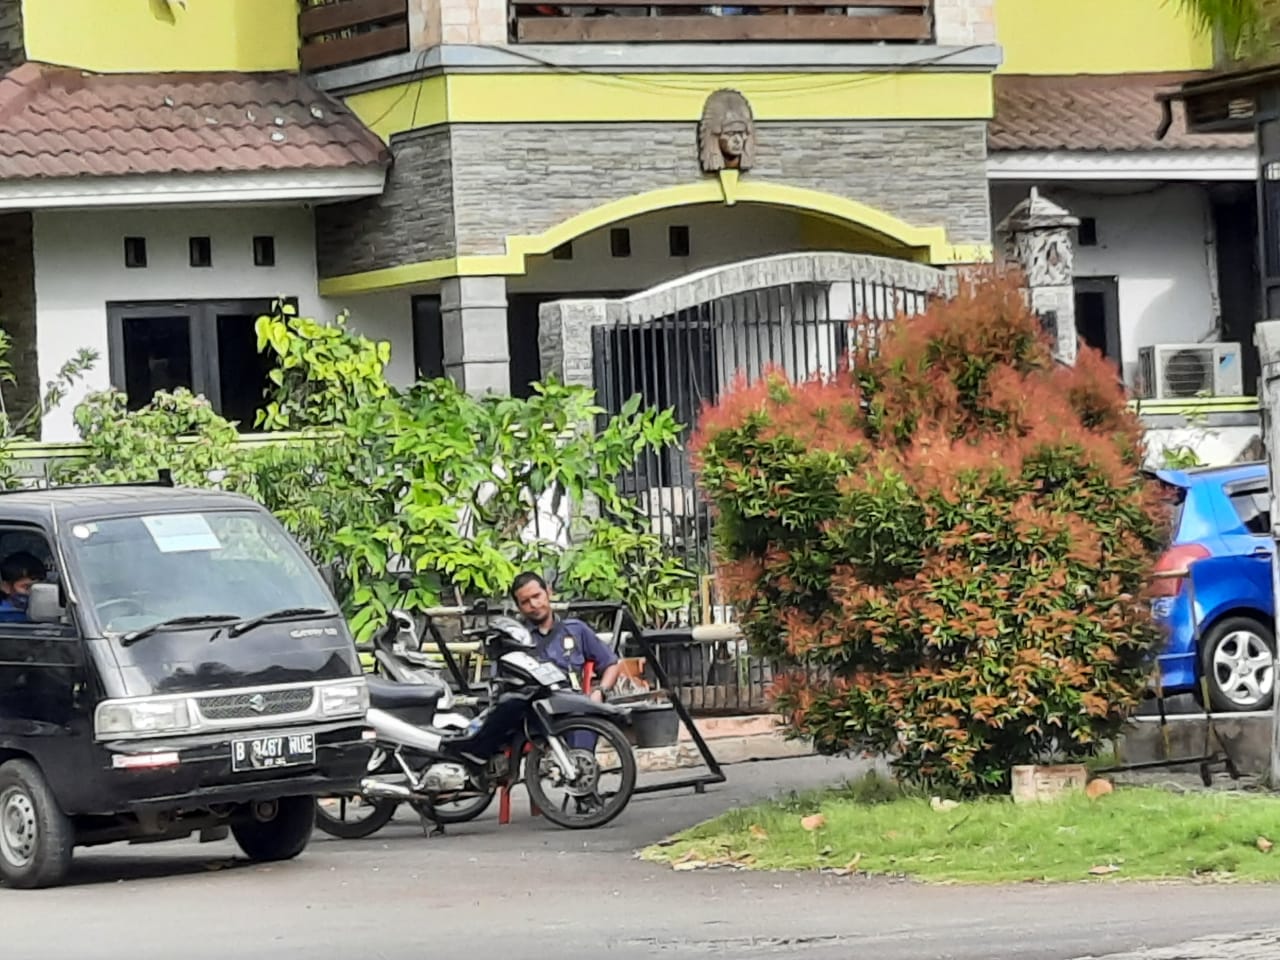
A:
[
  {"xmin": 991, "ymin": 182, "xmax": 1218, "ymax": 385},
  {"xmin": 509, "ymin": 202, "xmax": 815, "ymax": 296},
  {"xmin": 34, "ymin": 206, "xmax": 335, "ymax": 440}
]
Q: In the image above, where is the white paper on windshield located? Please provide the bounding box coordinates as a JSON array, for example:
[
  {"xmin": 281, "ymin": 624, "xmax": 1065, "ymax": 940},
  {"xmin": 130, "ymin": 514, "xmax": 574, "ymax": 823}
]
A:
[{"xmin": 142, "ymin": 513, "xmax": 222, "ymax": 553}]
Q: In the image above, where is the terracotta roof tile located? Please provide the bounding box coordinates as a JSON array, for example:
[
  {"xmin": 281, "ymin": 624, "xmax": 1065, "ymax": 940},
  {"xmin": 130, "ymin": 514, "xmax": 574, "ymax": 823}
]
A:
[
  {"xmin": 990, "ymin": 73, "xmax": 1255, "ymax": 152},
  {"xmin": 0, "ymin": 63, "xmax": 389, "ymax": 180}
]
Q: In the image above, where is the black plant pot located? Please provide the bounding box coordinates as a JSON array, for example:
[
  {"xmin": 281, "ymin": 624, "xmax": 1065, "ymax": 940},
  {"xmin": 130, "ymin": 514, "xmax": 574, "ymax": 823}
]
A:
[{"xmin": 628, "ymin": 701, "xmax": 681, "ymax": 748}]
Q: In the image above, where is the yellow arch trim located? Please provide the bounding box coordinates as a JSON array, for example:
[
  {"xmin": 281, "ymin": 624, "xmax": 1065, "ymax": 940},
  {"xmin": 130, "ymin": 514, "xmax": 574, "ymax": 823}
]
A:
[{"xmin": 319, "ymin": 179, "xmax": 992, "ymax": 296}]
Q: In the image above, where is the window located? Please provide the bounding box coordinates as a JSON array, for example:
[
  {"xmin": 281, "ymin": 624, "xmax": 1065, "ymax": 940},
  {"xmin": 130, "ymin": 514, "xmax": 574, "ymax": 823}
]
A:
[
  {"xmin": 124, "ymin": 237, "xmax": 148, "ymax": 269},
  {"xmin": 0, "ymin": 526, "xmax": 62, "ymax": 630},
  {"xmin": 1229, "ymin": 487, "xmax": 1271, "ymax": 536},
  {"xmin": 188, "ymin": 236, "xmax": 212, "ymax": 268},
  {"xmin": 67, "ymin": 510, "xmax": 333, "ymax": 636},
  {"xmin": 552, "ymin": 242, "xmax": 573, "ymax": 261},
  {"xmin": 1073, "ymin": 277, "xmax": 1121, "ymax": 369},
  {"xmin": 412, "ymin": 295, "xmax": 444, "ymax": 381},
  {"xmin": 610, "ymin": 228, "xmax": 631, "ymax": 258},
  {"xmin": 253, "ymin": 235, "xmax": 276, "ymax": 267},
  {"xmin": 1077, "ymin": 217, "xmax": 1098, "ymax": 247},
  {"xmin": 106, "ymin": 298, "xmax": 291, "ymax": 429},
  {"xmin": 669, "ymin": 225, "xmax": 690, "ymax": 258}
]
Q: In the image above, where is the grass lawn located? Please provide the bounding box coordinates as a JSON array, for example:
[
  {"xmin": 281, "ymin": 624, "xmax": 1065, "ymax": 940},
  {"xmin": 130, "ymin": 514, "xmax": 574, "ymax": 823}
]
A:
[{"xmin": 641, "ymin": 774, "xmax": 1280, "ymax": 884}]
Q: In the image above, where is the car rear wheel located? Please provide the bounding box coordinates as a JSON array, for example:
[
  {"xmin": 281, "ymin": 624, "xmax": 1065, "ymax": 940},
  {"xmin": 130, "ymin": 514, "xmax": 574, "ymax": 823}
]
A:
[
  {"xmin": 1201, "ymin": 616, "xmax": 1276, "ymax": 713},
  {"xmin": 232, "ymin": 796, "xmax": 315, "ymax": 863}
]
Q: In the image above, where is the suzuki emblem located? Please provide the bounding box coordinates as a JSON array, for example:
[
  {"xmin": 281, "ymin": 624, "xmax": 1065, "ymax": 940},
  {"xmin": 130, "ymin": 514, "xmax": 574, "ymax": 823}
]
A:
[{"xmin": 247, "ymin": 694, "xmax": 267, "ymax": 714}]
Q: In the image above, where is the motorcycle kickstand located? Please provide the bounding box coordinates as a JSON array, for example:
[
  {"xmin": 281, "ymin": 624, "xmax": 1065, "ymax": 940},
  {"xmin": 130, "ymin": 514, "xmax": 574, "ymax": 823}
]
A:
[{"xmin": 416, "ymin": 807, "xmax": 446, "ymax": 838}]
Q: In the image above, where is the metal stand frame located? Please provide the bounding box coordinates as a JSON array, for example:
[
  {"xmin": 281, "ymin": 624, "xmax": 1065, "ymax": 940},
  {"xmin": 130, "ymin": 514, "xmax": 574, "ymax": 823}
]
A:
[
  {"xmin": 566, "ymin": 601, "xmax": 727, "ymax": 797},
  {"xmin": 1093, "ymin": 568, "xmax": 1240, "ymax": 786},
  {"xmin": 411, "ymin": 599, "xmax": 725, "ymax": 821}
]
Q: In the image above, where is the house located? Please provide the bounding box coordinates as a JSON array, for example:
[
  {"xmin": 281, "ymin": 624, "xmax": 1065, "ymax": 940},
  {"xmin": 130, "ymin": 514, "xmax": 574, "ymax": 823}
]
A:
[
  {"xmin": 984, "ymin": 0, "xmax": 1264, "ymax": 467},
  {"xmin": 0, "ymin": 0, "xmax": 1001, "ymax": 444},
  {"xmin": 0, "ymin": 0, "xmax": 390, "ymax": 440}
]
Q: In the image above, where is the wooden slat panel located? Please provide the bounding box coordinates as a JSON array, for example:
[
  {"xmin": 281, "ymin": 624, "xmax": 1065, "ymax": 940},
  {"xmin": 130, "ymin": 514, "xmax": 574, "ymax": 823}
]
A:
[
  {"xmin": 516, "ymin": 13, "xmax": 931, "ymax": 42},
  {"xmin": 300, "ymin": 22, "xmax": 409, "ymax": 71},
  {"xmin": 515, "ymin": 0, "xmax": 927, "ymax": 6},
  {"xmin": 300, "ymin": 0, "xmax": 407, "ymax": 38}
]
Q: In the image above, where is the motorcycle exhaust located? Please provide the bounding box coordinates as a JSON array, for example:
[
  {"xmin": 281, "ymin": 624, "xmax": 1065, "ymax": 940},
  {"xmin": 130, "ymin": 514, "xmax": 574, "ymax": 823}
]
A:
[
  {"xmin": 366, "ymin": 707, "xmax": 445, "ymax": 753},
  {"xmin": 360, "ymin": 778, "xmax": 415, "ymax": 800}
]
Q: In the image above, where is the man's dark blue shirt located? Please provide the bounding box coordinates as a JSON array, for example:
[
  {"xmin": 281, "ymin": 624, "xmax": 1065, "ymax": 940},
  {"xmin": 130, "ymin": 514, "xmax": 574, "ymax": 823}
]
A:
[{"xmin": 529, "ymin": 617, "xmax": 618, "ymax": 688}]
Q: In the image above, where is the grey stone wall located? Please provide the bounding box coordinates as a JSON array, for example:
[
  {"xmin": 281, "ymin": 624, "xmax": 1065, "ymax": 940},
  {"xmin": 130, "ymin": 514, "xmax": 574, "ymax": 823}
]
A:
[
  {"xmin": 0, "ymin": 213, "xmax": 37, "ymax": 434},
  {"xmin": 315, "ymin": 126, "xmax": 456, "ymax": 279},
  {"xmin": 449, "ymin": 120, "xmax": 990, "ymax": 255},
  {"xmin": 0, "ymin": 0, "xmax": 23, "ymax": 74},
  {"xmin": 314, "ymin": 118, "xmax": 991, "ymax": 278}
]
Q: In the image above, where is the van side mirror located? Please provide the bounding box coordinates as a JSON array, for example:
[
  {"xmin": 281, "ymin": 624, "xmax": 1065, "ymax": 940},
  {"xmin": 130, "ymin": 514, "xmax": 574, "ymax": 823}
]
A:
[{"xmin": 27, "ymin": 582, "xmax": 64, "ymax": 623}]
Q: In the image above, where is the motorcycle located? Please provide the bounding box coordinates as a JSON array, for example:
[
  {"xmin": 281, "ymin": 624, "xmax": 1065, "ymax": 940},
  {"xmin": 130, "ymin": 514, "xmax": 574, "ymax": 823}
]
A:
[
  {"xmin": 315, "ymin": 610, "xmax": 484, "ymax": 839},
  {"xmin": 317, "ymin": 611, "xmax": 637, "ymax": 836}
]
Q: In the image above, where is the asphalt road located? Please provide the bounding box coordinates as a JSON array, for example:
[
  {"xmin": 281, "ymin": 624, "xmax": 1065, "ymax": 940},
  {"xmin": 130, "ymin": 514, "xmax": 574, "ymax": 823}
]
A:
[{"xmin": 6, "ymin": 755, "xmax": 1280, "ymax": 960}]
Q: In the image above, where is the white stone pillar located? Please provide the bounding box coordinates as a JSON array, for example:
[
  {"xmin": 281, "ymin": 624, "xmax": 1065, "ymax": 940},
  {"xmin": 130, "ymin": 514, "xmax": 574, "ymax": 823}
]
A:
[
  {"xmin": 996, "ymin": 188, "xmax": 1081, "ymax": 366},
  {"xmin": 441, "ymin": 276, "xmax": 510, "ymax": 395},
  {"xmin": 538, "ymin": 299, "xmax": 613, "ymax": 388}
]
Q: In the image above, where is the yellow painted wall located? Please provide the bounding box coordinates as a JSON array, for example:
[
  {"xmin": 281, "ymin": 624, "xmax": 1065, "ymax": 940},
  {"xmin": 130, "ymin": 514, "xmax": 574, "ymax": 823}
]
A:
[
  {"xmin": 996, "ymin": 0, "xmax": 1214, "ymax": 74},
  {"xmin": 345, "ymin": 71, "xmax": 994, "ymax": 142},
  {"xmin": 22, "ymin": 0, "xmax": 299, "ymax": 73}
]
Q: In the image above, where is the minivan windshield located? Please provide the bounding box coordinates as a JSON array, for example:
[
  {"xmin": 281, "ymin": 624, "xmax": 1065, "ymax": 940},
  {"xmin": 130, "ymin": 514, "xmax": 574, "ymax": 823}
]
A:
[{"xmin": 64, "ymin": 509, "xmax": 336, "ymax": 636}]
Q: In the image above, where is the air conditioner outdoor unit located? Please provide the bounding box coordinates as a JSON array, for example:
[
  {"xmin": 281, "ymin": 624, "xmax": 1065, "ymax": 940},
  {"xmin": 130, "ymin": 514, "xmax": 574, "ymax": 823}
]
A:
[{"xmin": 1136, "ymin": 342, "xmax": 1244, "ymax": 399}]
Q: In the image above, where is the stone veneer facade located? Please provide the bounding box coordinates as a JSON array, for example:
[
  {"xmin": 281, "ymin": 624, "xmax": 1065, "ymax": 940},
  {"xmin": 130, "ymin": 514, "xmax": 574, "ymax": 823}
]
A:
[{"xmin": 315, "ymin": 119, "xmax": 991, "ymax": 278}]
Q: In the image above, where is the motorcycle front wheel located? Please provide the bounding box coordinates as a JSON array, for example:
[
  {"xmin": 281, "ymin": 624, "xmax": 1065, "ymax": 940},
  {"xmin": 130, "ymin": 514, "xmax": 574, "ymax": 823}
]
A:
[
  {"xmin": 314, "ymin": 795, "xmax": 400, "ymax": 839},
  {"xmin": 524, "ymin": 716, "xmax": 637, "ymax": 830}
]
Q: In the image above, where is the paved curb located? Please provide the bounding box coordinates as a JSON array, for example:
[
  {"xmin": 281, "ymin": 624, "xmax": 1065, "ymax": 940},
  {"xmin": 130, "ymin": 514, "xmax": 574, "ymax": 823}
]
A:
[
  {"xmin": 635, "ymin": 714, "xmax": 814, "ymax": 773},
  {"xmin": 1074, "ymin": 930, "xmax": 1280, "ymax": 959}
]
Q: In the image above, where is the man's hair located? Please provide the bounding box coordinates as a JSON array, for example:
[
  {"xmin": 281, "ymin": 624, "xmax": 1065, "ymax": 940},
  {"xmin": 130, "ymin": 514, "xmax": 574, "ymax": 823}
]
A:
[
  {"xmin": 510, "ymin": 571, "xmax": 547, "ymax": 598},
  {"xmin": 1, "ymin": 551, "xmax": 45, "ymax": 584}
]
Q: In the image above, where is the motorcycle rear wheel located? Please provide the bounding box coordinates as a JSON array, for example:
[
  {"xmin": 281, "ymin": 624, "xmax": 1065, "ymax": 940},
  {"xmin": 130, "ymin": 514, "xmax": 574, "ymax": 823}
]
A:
[
  {"xmin": 524, "ymin": 716, "xmax": 637, "ymax": 830},
  {"xmin": 411, "ymin": 786, "xmax": 496, "ymax": 826},
  {"xmin": 314, "ymin": 796, "xmax": 400, "ymax": 839}
]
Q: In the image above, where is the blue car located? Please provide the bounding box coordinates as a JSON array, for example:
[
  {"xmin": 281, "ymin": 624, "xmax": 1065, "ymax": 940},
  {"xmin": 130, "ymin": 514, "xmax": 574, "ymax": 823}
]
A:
[{"xmin": 1149, "ymin": 461, "xmax": 1275, "ymax": 713}]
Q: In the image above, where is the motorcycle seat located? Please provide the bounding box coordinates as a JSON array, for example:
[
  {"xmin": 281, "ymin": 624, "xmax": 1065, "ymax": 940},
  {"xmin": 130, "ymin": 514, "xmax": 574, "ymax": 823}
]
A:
[{"xmin": 366, "ymin": 675, "xmax": 446, "ymax": 711}]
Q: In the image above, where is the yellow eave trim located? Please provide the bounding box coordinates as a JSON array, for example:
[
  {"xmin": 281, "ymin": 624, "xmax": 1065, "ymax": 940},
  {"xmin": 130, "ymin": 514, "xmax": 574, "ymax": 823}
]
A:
[{"xmin": 319, "ymin": 180, "xmax": 992, "ymax": 296}]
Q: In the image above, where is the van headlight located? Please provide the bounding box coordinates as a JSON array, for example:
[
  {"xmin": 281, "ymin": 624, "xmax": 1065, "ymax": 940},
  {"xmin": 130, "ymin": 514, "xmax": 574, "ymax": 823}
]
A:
[
  {"xmin": 95, "ymin": 699, "xmax": 194, "ymax": 740},
  {"xmin": 320, "ymin": 680, "xmax": 368, "ymax": 718}
]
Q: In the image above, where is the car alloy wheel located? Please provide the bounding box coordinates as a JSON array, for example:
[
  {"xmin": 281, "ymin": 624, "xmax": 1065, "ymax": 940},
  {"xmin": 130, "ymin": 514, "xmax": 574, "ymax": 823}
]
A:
[{"xmin": 1210, "ymin": 628, "xmax": 1274, "ymax": 708}]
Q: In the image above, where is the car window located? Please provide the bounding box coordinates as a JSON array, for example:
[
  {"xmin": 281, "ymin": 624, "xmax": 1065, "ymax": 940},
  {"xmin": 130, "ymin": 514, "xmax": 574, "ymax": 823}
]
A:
[
  {"xmin": 0, "ymin": 525, "xmax": 59, "ymax": 628},
  {"xmin": 1228, "ymin": 488, "xmax": 1271, "ymax": 536}
]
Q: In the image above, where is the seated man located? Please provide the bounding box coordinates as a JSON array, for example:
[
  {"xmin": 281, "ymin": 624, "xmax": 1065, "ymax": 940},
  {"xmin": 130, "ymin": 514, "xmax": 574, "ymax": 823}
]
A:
[
  {"xmin": 510, "ymin": 571, "xmax": 620, "ymax": 701},
  {"xmin": 0, "ymin": 551, "xmax": 47, "ymax": 623}
]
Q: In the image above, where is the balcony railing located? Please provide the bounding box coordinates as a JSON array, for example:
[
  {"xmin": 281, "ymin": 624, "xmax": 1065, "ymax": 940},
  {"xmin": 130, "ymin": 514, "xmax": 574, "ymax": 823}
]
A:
[
  {"xmin": 300, "ymin": 0, "xmax": 410, "ymax": 72},
  {"xmin": 510, "ymin": 0, "xmax": 932, "ymax": 44}
]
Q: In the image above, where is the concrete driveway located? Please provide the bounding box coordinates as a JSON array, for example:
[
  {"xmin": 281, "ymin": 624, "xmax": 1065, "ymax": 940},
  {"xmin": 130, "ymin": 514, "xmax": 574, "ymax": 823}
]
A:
[{"xmin": 6, "ymin": 755, "xmax": 1280, "ymax": 960}]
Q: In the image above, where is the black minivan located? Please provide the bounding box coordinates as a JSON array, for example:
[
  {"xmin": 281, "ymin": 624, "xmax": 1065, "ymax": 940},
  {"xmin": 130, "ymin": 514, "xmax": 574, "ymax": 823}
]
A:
[{"xmin": 0, "ymin": 483, "xmax": 372, "ymax": 888}]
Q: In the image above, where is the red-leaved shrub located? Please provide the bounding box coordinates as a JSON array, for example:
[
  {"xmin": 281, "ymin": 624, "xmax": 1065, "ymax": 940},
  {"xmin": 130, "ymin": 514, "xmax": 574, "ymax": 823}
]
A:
[{"xmin": 693, "ymin": 270, "xmax": 1170, "ymax": 793}]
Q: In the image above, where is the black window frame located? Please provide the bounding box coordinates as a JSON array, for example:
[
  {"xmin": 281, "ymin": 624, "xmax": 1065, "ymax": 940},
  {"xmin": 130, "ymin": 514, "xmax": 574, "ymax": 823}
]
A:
[{"xmin": 106, "ymin": 297, "xmax": 296, "ymax": 424}]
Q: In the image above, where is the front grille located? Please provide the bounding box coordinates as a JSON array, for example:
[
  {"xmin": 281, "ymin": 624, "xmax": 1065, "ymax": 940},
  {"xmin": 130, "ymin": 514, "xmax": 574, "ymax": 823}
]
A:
[{"xmin": 198, "ymin": 687, "xmax": 315, "ymax": 721}]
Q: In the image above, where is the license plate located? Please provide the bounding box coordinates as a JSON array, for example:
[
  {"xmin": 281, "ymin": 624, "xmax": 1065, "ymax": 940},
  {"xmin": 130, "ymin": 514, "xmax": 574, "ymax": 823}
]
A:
[{"xmin": 231, "ymin": 733, "xmax": 316, "ymax": 773}]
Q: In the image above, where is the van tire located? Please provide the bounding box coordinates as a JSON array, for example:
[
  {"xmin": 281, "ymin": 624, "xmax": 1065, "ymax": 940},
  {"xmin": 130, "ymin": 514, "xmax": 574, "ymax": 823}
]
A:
[
  {"xmin": 231, "ymin": 796, "xmax": 315, "ymax": 863},
  {"xmin": 0, "ymin": 759, "xmax": 74, "ymax": 889}
]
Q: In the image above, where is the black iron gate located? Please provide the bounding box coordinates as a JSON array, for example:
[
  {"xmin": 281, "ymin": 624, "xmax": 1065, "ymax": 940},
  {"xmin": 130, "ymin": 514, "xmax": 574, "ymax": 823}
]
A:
[{"xmin": 588, "ymin": 254, "xmax": 948, "ymax": 605}]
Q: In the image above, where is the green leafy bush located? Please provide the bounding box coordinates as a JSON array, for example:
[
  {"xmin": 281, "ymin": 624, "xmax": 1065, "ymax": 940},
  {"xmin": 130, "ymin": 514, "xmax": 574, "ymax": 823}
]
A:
[
  {"xmin": 693, "ymin": 271, "xmax": 1170, "ymax": 793},
  {"xmin": 60, "ymin": 305, "xmax": 695, "ymax": 637}
]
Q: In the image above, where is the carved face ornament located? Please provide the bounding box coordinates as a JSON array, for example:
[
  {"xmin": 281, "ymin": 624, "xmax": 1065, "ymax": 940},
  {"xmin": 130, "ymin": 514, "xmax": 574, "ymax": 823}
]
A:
[{"xmin": 718, "ymin": 121, "xmax": 749, "ymax": 164}]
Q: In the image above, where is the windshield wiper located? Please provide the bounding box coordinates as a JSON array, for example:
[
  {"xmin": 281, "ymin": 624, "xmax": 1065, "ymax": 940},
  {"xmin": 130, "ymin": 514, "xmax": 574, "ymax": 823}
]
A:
[
  {"xmin": 120, "ymin": 614, "xmax": 241, "ymax": 647},
  {"xmin": 229, "ymin": 607, "xmax": 333, "ymax": 639}
]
